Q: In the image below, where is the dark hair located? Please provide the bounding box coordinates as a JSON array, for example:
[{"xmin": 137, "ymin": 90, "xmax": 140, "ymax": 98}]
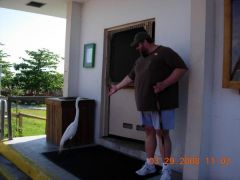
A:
[
  {"xmin": 145, "ymin": 36, "xmax": 154, "ymax": 43},
  {"xmin": 130, "ymin": 31, "xmax": 154, "ymax": 47}
]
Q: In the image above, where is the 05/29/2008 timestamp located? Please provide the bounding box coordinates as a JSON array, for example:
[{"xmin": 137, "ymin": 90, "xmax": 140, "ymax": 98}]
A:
[{"xmin": 150, "ymin": 156, "xmax": 231, "ymax": 166}]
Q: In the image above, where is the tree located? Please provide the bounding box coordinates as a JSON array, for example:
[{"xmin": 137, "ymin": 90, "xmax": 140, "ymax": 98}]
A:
[
  {"xmin": 0, "ymin": 43, "xmax": 14, "ymax": 95},
  {"xmin": 13, "ymin": 49, "xmax": 63, "ymax": 95}
]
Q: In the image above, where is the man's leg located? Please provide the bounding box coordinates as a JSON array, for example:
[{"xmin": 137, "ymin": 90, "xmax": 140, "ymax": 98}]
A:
[
  {"xmin": 156, "ymin": 129, "xmax": 172, "ymax": 180},
  {"xmin": 145, "ymin": 126, "xmax": 157, "ymax": 159},
  {"xmin": 136, "ymin": 126, "xmax": 157, "ymax": 176},
  {"xmin": 156, "ymin": 129, "xmax": 172, "ymax": 162}
]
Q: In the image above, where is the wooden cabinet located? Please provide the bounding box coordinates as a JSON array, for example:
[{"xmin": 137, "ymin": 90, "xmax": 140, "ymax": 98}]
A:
[{"xmin": 45, "ymin": 97, "xmax": 95, "ymax": 146}]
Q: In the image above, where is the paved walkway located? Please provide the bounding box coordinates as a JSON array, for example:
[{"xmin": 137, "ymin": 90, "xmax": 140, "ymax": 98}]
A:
[
  {"xmin": 0, "ymin": 135, "xmax": 78, "ymax": 179},
  {"xmin": 0, "ymin": 135, "xmax": 182, "ymax": 180}
]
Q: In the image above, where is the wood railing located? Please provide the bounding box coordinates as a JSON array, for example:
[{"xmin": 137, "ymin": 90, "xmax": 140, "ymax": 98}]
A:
[
  {"xmin": 0, "ymin": 96, "xmax": 56, "ymax": 140},
  {"xmin": 14, "ymin": 112, "xmax": 46, "ymax": 132}
]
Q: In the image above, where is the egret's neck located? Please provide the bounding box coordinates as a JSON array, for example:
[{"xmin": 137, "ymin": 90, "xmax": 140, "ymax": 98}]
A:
[{"xmin": 74, "ymin": 100, "xmax": 80, "ymax": 124}]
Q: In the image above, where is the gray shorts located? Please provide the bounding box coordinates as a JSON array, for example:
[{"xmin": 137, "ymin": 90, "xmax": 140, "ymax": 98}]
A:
[{"xmin": 140, "ymin": 110, "xmax": 175, "ymax": 130}]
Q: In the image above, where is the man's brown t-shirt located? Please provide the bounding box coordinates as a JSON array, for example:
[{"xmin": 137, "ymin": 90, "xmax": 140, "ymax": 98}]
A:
[{"xmin": 128, "ymin": 45, "xmax": 188, "ymax": 111}]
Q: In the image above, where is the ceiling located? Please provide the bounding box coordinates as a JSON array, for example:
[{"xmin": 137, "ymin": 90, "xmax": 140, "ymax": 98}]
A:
[{"xmin": 0, "ymin": 0, "xmax": 87, "ymax": 18}]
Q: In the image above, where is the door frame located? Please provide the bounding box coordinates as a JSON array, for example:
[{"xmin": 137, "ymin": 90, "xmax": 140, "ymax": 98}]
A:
[{"xmin": 100, "ymin": 18, "xmax": 155, "ymax": 137}]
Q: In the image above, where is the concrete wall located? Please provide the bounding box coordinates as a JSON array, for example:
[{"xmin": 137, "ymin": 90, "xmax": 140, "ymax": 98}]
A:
[
  {"xmin": 65, "ymin": 0, "xmax": 191, "ymax": 172},
  {"xmin": 65, "ymin": 0, "xmax": 239, "ymax": 178},
  {"xmin": 64, "ymin": 2, "xmax": 83, "ymax": 96},
  {"xmin": 183, "ymin": 0, "xmax": 215, "ymax": 178},
  {"xmin": 184, "ymin": 0, "xmax": 239, "ymax": 179},
  {"xmin": 209, "ymin": 0, "xmax": 240, "ymax": 179}
]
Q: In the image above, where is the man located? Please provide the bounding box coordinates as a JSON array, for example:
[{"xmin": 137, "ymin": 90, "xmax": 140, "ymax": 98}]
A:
[{"xmin": 108, "ymin": 31, "xmax": 188, "ymax": 180}]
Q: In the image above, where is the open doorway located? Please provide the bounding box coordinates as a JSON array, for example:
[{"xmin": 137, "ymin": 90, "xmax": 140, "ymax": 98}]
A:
[
  {"xmin": 102, "ymin": 19, "xmax": 155, "ymax": 141},
  {"xmin": 0, "ymin": 8, "xmax": 66, "ymax": 138}
]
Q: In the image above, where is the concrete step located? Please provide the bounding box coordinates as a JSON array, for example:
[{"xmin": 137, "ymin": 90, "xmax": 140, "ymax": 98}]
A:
[
  {"xmin": 0, "ymin": 136, "xmax": 75, "ymax": 179},
  {"xmin": 0, "ymin": 154, "xmax": 31, "ymax": 180}
]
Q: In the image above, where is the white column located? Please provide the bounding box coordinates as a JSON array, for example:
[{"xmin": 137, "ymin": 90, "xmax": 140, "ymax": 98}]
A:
[
  {"xmin": 63, "ymin": 1, "xmax": 83, "ymax": 97},
  {"xmin": 183, "ymin": 0, "xmax": 215, "ymax": 179}
]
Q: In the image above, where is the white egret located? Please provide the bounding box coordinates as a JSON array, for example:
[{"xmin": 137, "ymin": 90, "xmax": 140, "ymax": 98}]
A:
[{"xmin": 59, "ymin": 97, "xmax": 81, "ymax": 152}]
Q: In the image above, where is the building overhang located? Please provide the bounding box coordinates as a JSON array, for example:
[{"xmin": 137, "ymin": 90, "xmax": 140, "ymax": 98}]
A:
[{"xmin": 0, "ymin": 0, "xmax": 87, "ymax": 18}]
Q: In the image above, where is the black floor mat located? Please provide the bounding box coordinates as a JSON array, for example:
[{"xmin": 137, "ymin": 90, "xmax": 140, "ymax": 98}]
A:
[{"xmin": 42, "ymin": 145, "xmax": 160, "ymax": 180}]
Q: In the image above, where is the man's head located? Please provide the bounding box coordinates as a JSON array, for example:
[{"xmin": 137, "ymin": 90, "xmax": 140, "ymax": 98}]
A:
[{"xmin": 130, "ymin": 31, "xmax": 154, "ymax": 57}]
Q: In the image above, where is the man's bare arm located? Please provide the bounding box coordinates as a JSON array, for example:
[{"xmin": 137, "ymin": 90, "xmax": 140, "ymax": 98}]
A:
[
  {"xmin": 153, "ymin": 68, "xmax": 187, "ymax": 93},
  {"xmin": 108, "ymin": 75, "xmax": 133, "ymax": 96}
]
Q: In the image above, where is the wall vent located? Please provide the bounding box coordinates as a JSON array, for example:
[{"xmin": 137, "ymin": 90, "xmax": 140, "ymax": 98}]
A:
[{"xmin": 26, "ymin": 1, "xmax": 45, "ymax": 8}]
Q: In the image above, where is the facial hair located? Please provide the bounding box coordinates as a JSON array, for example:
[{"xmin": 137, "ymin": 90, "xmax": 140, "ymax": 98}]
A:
[{"xmin": 139, "ymin": 47, "xmax": 149, "ymax": 57}]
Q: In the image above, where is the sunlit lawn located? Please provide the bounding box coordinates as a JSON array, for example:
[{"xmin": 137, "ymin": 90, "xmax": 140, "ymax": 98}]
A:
[{"xmin": 4, "ymin": 107, "xmax": 46, "ymax": 138}]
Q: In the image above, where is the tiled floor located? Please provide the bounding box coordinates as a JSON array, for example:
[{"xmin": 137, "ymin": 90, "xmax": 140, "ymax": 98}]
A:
[{"xmin": 1, "ymin": 135, "xmax": 182, "ymax": 180}]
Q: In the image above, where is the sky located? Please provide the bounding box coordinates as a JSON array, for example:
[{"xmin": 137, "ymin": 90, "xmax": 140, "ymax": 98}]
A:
[{"xmin": 0, "ymin": 7, "xmax": 66, "ymax": 73}]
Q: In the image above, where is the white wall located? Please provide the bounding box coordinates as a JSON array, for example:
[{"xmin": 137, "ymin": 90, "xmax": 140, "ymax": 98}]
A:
[
  {"xmin": 64, "ymin": 2, "xmax": 83, "ymax": 96},
  {"xmin": 72, "ymin": 0, "xmax": 191, "ymax": 172},
  {"xmin": 184, "ymin": 0, "xmax": 240, "ymax": 178},
  {"xmin": 209, "ymin": 0, "xmax": 240, "ymax": 179},
  {"xmin": 65, "ymin": 0, "xmax": 239, "ymax": 178}
]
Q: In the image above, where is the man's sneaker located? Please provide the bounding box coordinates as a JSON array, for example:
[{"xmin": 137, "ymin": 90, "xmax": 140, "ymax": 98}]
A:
[
  {"xmin": 160, "ymin": 167, "xmax": 171, "ymax": 180},
  {"xmin": 136, "ymin": 162, "xmax": 156, "ymax": 176}
]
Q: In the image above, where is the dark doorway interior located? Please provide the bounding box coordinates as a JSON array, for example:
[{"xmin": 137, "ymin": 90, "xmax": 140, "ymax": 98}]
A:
[{"xmin": 109, "ymin": 23, "xmax": 155, "ymax": 83}]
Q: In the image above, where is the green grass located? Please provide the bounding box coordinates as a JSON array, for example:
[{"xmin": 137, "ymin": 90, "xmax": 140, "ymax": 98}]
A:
[
  {"xmin": 3, "ymin": 108, "xmax": 46, "ymax": 138},
  {"xmin": 13, "ymin": 108, "xmax": 46, "ymax": 117}
]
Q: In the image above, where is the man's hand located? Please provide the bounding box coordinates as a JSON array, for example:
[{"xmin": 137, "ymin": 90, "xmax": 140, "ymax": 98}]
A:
[
  {"xmin": 153, "ymin": 82, "xmax": 168, "ymax": 93},
  {"xmin": 108, "ymin": 85, "xmax": 118, "ymax": 96},
  {"xmin": 108, "ymin": 76, "xmax": 133, "ymax": 96},
  {"xmin": 153, "ymin": 68, "xmax": 187, "ymax": 93}
]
